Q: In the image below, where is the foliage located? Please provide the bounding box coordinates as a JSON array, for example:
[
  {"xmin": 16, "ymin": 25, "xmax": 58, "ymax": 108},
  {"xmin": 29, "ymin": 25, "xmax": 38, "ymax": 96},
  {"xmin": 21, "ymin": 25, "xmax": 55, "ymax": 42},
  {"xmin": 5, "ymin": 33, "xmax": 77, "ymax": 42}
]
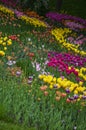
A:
[
  {"xmin": 0, "ymin": 121, "xmax": 35, "ymax": 130},
  {"xmin": 16, "ymin": 0, "xmax": 50, "ymax": 15}
]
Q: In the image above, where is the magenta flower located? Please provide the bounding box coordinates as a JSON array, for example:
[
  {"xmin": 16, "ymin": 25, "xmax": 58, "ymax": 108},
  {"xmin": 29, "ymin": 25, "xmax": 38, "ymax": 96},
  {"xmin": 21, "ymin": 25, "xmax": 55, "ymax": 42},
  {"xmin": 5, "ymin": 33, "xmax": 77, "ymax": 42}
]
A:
[
  {"xmin": 47, "ymin": 52, "xmax": 86, "ymax": 77},
  {"xmin": 46, "ymin": 12, "xmax": 86, "ymax": 28}
]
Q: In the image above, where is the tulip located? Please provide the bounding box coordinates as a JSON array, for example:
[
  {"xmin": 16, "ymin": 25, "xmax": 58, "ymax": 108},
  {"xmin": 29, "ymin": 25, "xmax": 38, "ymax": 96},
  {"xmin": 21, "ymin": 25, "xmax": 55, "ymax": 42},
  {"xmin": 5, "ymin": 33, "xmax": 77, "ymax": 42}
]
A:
[
  {"xmin": 44, "ymin": 91, "xmax": 49, "ymax": 96},
  {"xmin": 55, "ymin": 96, "xmax": 60, "ymax": 101}
]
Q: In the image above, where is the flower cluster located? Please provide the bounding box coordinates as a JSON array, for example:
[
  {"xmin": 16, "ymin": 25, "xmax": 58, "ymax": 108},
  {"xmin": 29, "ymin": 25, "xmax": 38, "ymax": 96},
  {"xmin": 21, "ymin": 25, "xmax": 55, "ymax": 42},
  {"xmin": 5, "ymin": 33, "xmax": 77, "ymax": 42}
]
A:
[
  {"xmin": 51, "ymin": 28, "xmax": 86, "ymax": 56},
  {"xmin": 24, "ymin": 10, "xmax": 42, "ymax": 19},
  {"xmin": 0, "ymin": 35, "xmax": 12, "ymax": 56},
  {"xmin": 47, "ymin": 52, "xmax": 86, "ymax": 81},
  {"xmin": 14, "ymin": 9, "xmax": 47, "ymax": 27},
  {"xmin": 63, "ymin": 20, "xmax": 84, "ymax": 31},
  {"xmin": 48, "ymin": 52, "xmax": 86, "ymax": 75},
  {"xmin": 46, "ymin": 12, "xmax": 86, "ymax": 28},
  {"xmin": 18, "ymin": 15, "xmax": 47, "ymax": 28},
  {"xmin": 0, "ymin": 0, "xmax": 18, "ymax": 8},
  {"xmin": 0, "ymin": 9, "xmax": 21, "ymax": 28},
  {"xmin": 0, "ymin": 5, "xmax": 14, "ymax": 16},
  {"xmin": 0, "ymin": 5, "xmax": 47, "ymax": 28},
  {"xmin": 78, "ymin": 67, "xmax": 86, "ymax": 81},
  {"xmin": 48, "ymin": 58, "xmax": 78, "ymax": 77},
  {"xmin": 8, "ymin": 35, "xmax": 19, "ymax": 41},
  {"xmin": 48, "ymin": 52, "xmax": 86, "ymax": 67},
  {"xmin": 14, "ymin": 10, "xmax": 24, "ymax": 17},
  {"xmin": 39, "ymin": 74, "xmax": 86, "ymax": 102},
  {"xmin": 67, "ymin": 35, "xmax": 86, "ymax": 45}
]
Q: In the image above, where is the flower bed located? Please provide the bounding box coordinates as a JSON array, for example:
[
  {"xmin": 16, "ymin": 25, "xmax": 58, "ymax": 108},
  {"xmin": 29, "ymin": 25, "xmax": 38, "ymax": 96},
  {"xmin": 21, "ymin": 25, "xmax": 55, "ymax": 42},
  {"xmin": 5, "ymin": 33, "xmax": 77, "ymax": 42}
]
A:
[{"xmin": 0, "ymin": 3, "xmax": 86, "ymax": 130}]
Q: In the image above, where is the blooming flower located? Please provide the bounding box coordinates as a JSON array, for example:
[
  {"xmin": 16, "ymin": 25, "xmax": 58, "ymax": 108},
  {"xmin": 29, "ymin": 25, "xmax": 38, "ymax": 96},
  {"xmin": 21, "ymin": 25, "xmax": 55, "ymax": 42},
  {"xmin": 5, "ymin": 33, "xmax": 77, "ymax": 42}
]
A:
[
  {"xmin": 6, "ymin": 60, "xmax": 16, "ymax": 66},
  {"xmin": 0, "ymin": 35, "xmax": 12, "ymax": 56},
  {"xmin": 51, "ymin": 28, "xmax": 86, "ymax": 56},
  {"xmin": 46, "ymin": 12, "xmax": 86, "ymax": 28},
  {"xmin": 38, "ymin": 74, "xmax": 86, "ymax": 101}
]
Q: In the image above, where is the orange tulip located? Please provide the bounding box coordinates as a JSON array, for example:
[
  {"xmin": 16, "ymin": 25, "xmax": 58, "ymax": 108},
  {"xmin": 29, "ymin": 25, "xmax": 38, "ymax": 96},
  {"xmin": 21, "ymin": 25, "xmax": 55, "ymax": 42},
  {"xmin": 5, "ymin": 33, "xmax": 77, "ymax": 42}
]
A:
[
  {"xmin": 56, "ymin": 91, "xmax": 61, "ymax": 96},
  {"xmin": 55, "ymin": 96, "xmax": 60, "ymax": 101},
  {"xmin": 44, "ymin": 91, "xmax": 49, "ymax": 96},
  {"xmin": 28, "ymin": 52, "xmax": 35, "ymax": 57},
  {"xmin": 61, "ymin": 93, "xmax": 67, "ymax": 97},
  {"xmin": 66, "ymin": 98, "xmax": 71, "ymax": 103},
  {"xmin": 40, "ymin": 85, "xmax": 48, "ymax": 91}
]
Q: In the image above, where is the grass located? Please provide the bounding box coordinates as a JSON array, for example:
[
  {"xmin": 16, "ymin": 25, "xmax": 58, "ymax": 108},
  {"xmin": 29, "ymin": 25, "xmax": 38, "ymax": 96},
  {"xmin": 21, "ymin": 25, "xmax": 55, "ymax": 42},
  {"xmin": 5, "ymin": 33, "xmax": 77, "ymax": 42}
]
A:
[{"xmin": 0, "ymin": 121, "xmax": 36, "ymax": 130}]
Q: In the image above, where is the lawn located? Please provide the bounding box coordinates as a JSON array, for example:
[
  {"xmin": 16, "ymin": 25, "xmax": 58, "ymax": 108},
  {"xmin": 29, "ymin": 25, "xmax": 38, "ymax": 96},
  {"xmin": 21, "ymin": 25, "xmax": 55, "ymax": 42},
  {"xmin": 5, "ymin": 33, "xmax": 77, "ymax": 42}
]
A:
[{"xmin": 0, "ymin": 121, "xmax": 35, "ymax": 130}]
